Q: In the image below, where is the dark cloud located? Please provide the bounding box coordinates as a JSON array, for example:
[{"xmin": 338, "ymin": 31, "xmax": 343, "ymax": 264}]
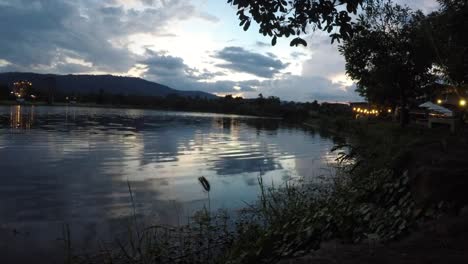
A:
[
  {"xmin": 192, "ymin": 70, "xmax": 226, "ymax": 80},
  {"xmin": 266, "ymin": 52, "xmax": 277, "ymax": 58},
  {"xmin": 141, "ymin": 51, "xmax": 188, "ymax": 77},
  {"xmin": 0, "ymin": 0, "xmax": 365, "ymax": 102},
  {"xmin": 54, "ymin": 62, "xmax": 94, "ymax": 74},
  {"xmin": 0, "ymin": 0, "xmax": 213, "ymax": 74},
  {"xmin": 140, "ymin": 50, "xmax": 255, "ymax": 94},
  {"xmin": 214, "ymin": 47, "xmax": 288, "ymax": 78},
  {"xmin": 0, "ymin": 1, "xmax": 129, "ymax": 72}
]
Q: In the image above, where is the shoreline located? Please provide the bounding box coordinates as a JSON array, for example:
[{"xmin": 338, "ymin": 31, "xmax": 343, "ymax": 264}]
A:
[{"xmin": 0, "ymin": 101, "xmax": 284, "ymax": 120}]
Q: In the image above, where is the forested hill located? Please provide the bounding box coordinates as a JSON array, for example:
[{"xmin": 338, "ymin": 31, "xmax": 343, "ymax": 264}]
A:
[{"xmin": 0, "ymin": 72, "xmax": 217, "ymax": 99}]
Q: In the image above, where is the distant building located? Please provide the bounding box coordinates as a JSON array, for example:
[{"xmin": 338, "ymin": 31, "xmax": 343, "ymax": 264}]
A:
[
  {"xmin": 432, "ymin": 85, "xmax": 467, "ymax": 108},
  {"xmin": 320, "ymin": 102, "xmax": 352, "ymax": 115},
  {"xmin": 349, "ymin": 102, "xmax": 369, "ymax": 110},
  {"xmin": 12, "ymin": 81, "xmax": 32, "ymax": 99}
]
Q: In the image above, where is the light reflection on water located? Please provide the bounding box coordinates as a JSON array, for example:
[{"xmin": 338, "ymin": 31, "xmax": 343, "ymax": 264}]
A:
[{"xmin": 0, "ymin": 105, "xmax": 340, "ymax": 262}]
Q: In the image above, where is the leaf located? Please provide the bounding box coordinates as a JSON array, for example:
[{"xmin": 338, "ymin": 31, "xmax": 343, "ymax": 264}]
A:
[
  {"xmin": 272, "ymin": 35, "xmax": 277, "ymax": 46},
  {"xmin": 243, "ymin": 20, "xmax": 251, "ymax": 31},
  {"xmin": 398, "ymin": 220, "xmax": 407, "ymax": 230},
  {"xmin": 330, "ymin": 33, "xmax": 341, "ymax": 44},
  {"xmin": 290, "ymin": 37, "xmax": 307, "ymax": 47}
]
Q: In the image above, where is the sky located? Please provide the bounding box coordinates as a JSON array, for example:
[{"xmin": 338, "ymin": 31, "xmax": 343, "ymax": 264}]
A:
[{"xmin": 0, "ymin": 0, "xmax": 439, "ymax": 102}]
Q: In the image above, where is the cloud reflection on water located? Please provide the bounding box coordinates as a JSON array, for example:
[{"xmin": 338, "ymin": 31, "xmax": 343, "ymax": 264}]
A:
[{"xmin": 0, "ymin": 105, "xmax": 340, "ymax": 259}]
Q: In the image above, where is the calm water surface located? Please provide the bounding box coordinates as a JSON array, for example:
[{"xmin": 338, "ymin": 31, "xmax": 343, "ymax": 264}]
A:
[{"xmin": 0, "ymin": 105, "xmax": 338, "ymax": 262}]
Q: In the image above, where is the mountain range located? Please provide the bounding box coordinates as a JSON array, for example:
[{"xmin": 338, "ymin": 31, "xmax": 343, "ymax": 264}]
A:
[{"xmin": 0, "ymin": 72, "xmax": 217, "ymax": 99}]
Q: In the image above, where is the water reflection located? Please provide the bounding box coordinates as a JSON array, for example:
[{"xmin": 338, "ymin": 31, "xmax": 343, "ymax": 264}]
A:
[
  {"xmin": 0, "ymin": 106, "xmax": 340, "ymax": 262},
  {"xmin": 9, "ymin": 105, "xmax": 35, "ymax": 129}
]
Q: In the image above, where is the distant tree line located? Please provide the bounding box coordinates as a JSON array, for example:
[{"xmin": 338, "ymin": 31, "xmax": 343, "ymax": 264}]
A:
[
  {"xmin": 0, "ymin": 84, "xmax": 9, "ymax": 100},
  {"xmin": 0, "ymin": 83, "xmax": 349, "ymax": 120},
  {"xmin": 79, "ymin": 92, "xmax": 329, "ymax": 121}
]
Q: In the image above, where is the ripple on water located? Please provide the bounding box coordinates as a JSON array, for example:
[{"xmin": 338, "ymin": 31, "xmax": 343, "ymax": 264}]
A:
[{"xmin": 0, "ymin": 106, "xmax": 339, "ymax": 258}]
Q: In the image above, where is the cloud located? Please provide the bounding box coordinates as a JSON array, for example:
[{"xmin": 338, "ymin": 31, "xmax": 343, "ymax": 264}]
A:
[
  {"xmin": 246, "ymin": 75, "xmax": 361, "ymax": 102},
  {"xmin": 290, "ymin": 51, "xmax": 307, "ymax": 59},
  {"xmin": 140, "ymin": 50, "xmax": 256, "ymax": 94},
  {"xmin": 395, "ymin": 0, "xmax": 439, "ymax": 13},
  {"xmin": 214, "ymin": 47, "xmax": 289, "ymax": 78},
  {"xmin": 0, "ymin": 0, "xmax": 366, "ymax": 102},
  {"xmin": 255, "ymin": 41, "xmax": 270, "ymax": 48},
  {"xmin": 140, "ymin": 0, "xmax": 157, "ymax": 5},
  {"xmin": 0, "ymin": 0, "xmax": 214, "ymax": 74},
  {"xmin": 300, "ymin": 34, "xmax": 344, "ymax": 77},
  {"xmin": 197, "ymin": 12, "xmax": 220, "ymax": 23},
  {"xmin": 141, "ymin": 51, "xmax": 188, "ymax": 77}
]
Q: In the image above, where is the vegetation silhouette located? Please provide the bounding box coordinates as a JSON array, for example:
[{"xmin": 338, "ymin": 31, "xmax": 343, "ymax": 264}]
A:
[{"xmin": 228, "ymin": 0, "xmax": 364, "ymax": 46}]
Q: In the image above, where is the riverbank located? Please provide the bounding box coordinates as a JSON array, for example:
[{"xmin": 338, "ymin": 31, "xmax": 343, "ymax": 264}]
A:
[
  {"xmin": 280, "ymin": 210, "xmax": 468, "ymax": 263},
  {"xmin": 277, "ymin": 116, "xmax": 468, "ymax": 263},
  {"xmin": 228, "ymin": 117, "xmax": 468, "ymax": 263},
  {"xmin": 312, "ymin": 115, "xmax": 468, "ymax": 207},
  {"xmin": 226, "ymin": 120, "xmax": 467, "ymax": 263}
]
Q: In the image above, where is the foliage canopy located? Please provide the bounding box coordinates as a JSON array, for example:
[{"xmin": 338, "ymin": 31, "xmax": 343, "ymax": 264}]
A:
[
  {"xmin": 227, "ymin": 0, "xmax": 365, "ymax": 46},
  {"xmin": 339, "ymin": 0, "xmax": 436, "ymax": 106}
]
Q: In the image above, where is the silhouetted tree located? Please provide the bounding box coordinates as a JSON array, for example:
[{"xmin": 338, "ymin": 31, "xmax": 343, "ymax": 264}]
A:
[
  {"xmin": 45, "ymin": 76, "xmax": 56, "ymax": 104},
  {"xmin": 339, "ymin": 0, "xmax": 436, "ymax": 126},
  {"xmin": 97, "ymin": 89, "xmax": 105, "ymax": 104},
  {"xmin": 311, "ymin": 100, "xmax": 320, "ymax": 110},
  {"xmin": 426, "ymin": 0, "xmax": 468, "ymax": 86},
  {"xmin": 0, "ymin": 84, "xmax": 10, "ymax": 100}
]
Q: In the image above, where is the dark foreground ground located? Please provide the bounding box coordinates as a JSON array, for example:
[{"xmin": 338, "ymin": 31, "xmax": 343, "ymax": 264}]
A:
[
  {"xmin": 281, "ymin": 212, "xmax": 468, "ymax": 264},
  {"xmin": 282, "ymin": 120, "xmax": 468, "ymax": 264}
]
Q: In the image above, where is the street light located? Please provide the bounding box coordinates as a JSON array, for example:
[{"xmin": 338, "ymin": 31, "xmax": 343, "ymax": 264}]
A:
[{"xmin": 460, "ymin": 99, "xmax": 466, "ymax": 107}]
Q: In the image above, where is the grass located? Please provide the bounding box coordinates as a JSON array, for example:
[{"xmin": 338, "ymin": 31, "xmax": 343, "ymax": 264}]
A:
[{"xmin": 71, "ymin": 172, "xmax": 443, "ymax": 263}]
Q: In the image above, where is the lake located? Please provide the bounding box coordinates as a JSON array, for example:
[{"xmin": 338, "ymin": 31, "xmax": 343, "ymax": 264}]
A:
[{"xmin": 0, "ymin": 105, "xmax": 338, "ymax": 262}]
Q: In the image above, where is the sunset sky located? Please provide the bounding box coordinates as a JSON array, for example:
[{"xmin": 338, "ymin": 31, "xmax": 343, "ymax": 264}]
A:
[{"xmin": 0, "ymin": 0, "xmax": 439, "ymax": 102}]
